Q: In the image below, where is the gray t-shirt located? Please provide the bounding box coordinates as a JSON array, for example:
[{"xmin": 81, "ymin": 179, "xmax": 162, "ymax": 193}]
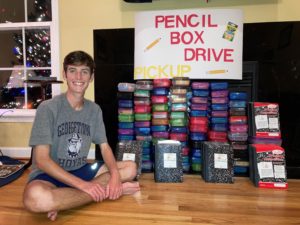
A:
[{"xmin": 28, "ymin": 93, "xmax": 107, "ymax": 181}]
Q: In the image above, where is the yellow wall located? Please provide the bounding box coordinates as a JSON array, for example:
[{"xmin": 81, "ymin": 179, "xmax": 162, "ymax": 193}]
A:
[{"xmin": 1, "ymin": 0, "xmax": 299, "ymax": 148}]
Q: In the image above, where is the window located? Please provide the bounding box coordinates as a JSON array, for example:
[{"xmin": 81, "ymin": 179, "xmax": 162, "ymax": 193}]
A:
[{"xmin": 0, "ymin": 0, "xmax": 59, "ymax": 122}]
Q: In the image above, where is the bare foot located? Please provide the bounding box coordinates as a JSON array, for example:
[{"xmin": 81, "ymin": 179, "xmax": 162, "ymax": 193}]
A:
[
  {"xmin": 132, "ymin": 190, "xmax": 145, "ymax": 205},
  {"xmin": 122, "ymin": 182, "xmax": 140, "ymax": 195},
  {"xmin": 47, "ymin": 210, "xmax": 58, "ymax": 221}
]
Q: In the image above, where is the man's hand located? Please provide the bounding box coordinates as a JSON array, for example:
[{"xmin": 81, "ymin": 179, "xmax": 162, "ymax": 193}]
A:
[
  {"xmin": 106, "ymin": 173, "xmax": 123, "ymax": 200},
  {"xmin": 79, "ymin": 181, "xmax": 106, "ymax": 202}
]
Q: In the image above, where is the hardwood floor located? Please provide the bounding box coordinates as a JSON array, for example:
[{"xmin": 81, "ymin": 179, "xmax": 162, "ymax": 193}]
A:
[{"xmin": 1, "ymin": 170, "xmax": 300, "ymax": 225}]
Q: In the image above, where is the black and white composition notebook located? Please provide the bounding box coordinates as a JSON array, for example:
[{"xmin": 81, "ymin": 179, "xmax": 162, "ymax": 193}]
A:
[
  {"xmin": 249, "ymin": 144, "xmax": 288, "ymax": 189},
  {"xmin": 201, "ymin": 141, "xmax": 234, "ymax": 183},
  {"xmin": 154, "ymin": 140, "xmax": 183, "ymax": 183},
  {"xmin": 115, "ymin": 140, "xmax": 143, "ymax": 177}
]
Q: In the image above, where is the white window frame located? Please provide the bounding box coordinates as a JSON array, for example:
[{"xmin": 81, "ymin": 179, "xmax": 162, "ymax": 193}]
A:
[{"xmin": 0, "ymin": 0, "xmax": 60, "ymax": 123}]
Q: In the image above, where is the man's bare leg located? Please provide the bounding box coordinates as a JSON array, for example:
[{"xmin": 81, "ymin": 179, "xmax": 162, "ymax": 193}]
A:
[
  {"xmin": 45, "ymin": 181, "xmax": 140, "ymax": 221},
  {"xmin": 23, "ymin": 161, "xmax": 140, "ymax": 221}
]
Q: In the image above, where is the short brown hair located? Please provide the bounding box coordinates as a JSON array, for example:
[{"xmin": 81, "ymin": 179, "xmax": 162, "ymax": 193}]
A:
[{"xmin": 63, "ymin": 51, "xmax": 96, "ymax": 74}]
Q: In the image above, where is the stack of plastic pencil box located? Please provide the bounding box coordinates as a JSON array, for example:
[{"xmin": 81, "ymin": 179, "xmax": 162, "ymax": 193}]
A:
[
  {"xmin": 151, "ymin": 78, "xmax": 171, "ymax": 141},
  {"xmin": 151, "ymin": 78, "xmax": 171, "ymax": 172},
  {"xmin": 189, "ymin": 81, "xmax": 210, "ymax": 173},
  {"xmin": 228, "ymin": 91, "xmax": 249, "ymax": 176},
  {"xmin": 169, "ymin": 77, "xmax": 190, "ymax": 173},
  {"xmin": 209, "ymin": 82, "xmax": 229, "ymax": 142},
  {"xmin": 134, "ymin": 80, "xmax": 153, "ymax": 172},
  {"xmin": 117, "ymin": 83, "xmax": 135, "ymax": 141}
]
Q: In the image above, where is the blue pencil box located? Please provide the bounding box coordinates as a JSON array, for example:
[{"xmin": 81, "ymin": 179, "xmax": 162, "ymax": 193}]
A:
[
  {"xmin": 229, "ymin": 92, "xmax": 248, "ymax": 100},
  {"xmin": 118, "ymin": 122, "xmax": 134, "ymax": 129},
  {"xmin": 152, "ymin": 87, "xmax": 169, "ymax": 96},
  {"xmin": 170, "ymin": 126, "xmax": 188, "ymax": 133},
  {"xmin": 189, "ymin": 110, "xmax": 208, "ymax": 117},
  {"xmin": 118, "ymin": 135, "xmax": 135, "ymax": 141},
  {"xmin": 190, "ymin": 132, "xmax": 207, "ymax": 141},
  {"xmin": 135, "ymin": 127, "xmax": 151, "ymax": 135},
  {"xmin": 151, "ymin": 125, "xmax": 169, "ymax": 132},
  {"xmin": 210, "ymin": 82, "xmax": 228, "ymax": 90},
  {"xmin": 229, "ymin": 100, "xmax": 247, "ymax": 108},
  {"xmin": 142, "ymin": 146, "xmax": 152, "ymax": 154},
  {"xmin": 191, "ymin": 148, "xmax": 201, "ymax": 158},
  {"xmin": 118, "ymin": 100, "xmax": 133, "ymax": 108},
  {"xmin": 192, "ymin": 89, "xmax": 210, "ymax": 97},
  {"xmin": 211, "ymin": 103, "xmax": 228, "ymax": 111},
  {"xmin": 211, "ymin": 117, "xmax": 228, "ymax": 124}
]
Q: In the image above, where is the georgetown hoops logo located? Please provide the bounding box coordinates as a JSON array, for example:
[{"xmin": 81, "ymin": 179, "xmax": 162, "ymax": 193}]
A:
[{"xmin": 67, "ymin": 133, "xmax": 82, "ymax": 158}]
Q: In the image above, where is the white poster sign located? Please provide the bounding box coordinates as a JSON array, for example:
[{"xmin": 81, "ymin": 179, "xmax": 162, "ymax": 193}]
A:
[{"xmin": 134, "ymin": 9, "xmax": 243, "ymax": 80}]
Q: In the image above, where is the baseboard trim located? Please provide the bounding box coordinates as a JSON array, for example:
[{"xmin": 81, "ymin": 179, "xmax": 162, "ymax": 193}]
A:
[{"xmin": 0, "ymin": 147, "xmax": 96, "ymax": 160}]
